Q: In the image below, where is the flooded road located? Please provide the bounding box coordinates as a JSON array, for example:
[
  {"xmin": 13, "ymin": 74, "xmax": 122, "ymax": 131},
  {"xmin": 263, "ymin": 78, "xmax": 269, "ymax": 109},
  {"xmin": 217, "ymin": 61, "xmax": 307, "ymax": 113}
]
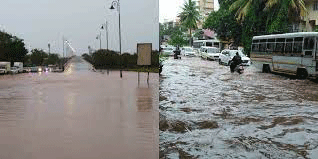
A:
[
  {"xmin": 159, "ymin": 56, "xmax": 318, "ymax": 158},
  {"xmin": 0, "ymin": 56, "xmax": 159, "ymax": 159}
]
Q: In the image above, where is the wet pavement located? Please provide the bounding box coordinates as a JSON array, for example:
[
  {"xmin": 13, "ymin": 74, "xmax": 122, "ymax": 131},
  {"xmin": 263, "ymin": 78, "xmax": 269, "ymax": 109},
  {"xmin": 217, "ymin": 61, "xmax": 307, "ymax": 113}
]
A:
[
  {"xmin": 159, "ymin": 56, "xmax": 318, "ymax": 159},
  {"xmin": 0, "ymin": 56, "xmax": 159, "ymax": 159}
]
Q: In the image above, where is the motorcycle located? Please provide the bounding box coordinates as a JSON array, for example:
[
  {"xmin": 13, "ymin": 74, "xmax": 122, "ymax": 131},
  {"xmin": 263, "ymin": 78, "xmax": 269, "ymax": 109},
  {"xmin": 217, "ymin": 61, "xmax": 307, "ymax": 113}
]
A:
[
  {"xmin": 234, "ymin": 64, "xmax": 244, "ymax": 74},
  {"xmin": 229, "ymin": 61, "xmax": 244, "ymax": 74}
]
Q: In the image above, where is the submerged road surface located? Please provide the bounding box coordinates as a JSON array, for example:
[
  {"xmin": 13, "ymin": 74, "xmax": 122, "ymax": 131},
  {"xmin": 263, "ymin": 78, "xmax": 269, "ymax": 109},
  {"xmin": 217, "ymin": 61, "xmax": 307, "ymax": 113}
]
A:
[
  {"xmin": 160, "ymin": 56, "xmax": 318, "ymax": 159},
  {"xmin": 0, "ymin": 56, "xmax": 159, "ymax": 159}
]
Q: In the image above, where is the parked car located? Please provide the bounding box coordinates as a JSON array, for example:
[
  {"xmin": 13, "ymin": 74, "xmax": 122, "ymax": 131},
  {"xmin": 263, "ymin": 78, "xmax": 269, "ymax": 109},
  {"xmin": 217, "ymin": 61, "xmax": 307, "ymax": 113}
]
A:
[
  {"xmin": 199, "ymin": 46, "xmax": 221, "ymax": 60},
  {"xmin": 181, "ymin": 47, "xmax": 195, "ymax": 56},
  {"xmin": 23, "ymin": 67, "xmax": 31, "ymax": 73},
  {"xmin": 160, "ymin": 47, "xmax": 175, "ymax": 56},
  {"xmin": 9, "ymin": 67, "xmax": 19, "ymax": 74},
  {"xmin": 219, "ymin": 49, "xmax": 251, "ymax": 66},
  {"xmin": 30, "ymin": 67, "xmax": 38, "ymax": 72}
]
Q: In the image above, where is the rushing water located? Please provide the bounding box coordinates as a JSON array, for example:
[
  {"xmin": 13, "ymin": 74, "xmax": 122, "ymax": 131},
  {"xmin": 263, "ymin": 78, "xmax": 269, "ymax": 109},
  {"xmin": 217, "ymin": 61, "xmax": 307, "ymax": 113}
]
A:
[
  {"xmin": 0, "ymin": 56, "xmax": 159, "ymax": 159},
  {"xmin": 159, "ymin": 56, "xmax": 318, "ymax": 159}
]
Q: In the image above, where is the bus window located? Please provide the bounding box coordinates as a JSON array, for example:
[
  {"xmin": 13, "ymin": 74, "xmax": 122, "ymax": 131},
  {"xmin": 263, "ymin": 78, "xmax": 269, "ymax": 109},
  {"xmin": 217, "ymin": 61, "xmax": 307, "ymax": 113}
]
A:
[
  {"xmin": 293, "ymin": 37, "xmax": 303, "ymax": 54},
  {"xmin": 260, "ymin": 39, "xmax": 267, "ymax": 43},
  {"xmin": 304, "ymin": 37, "xmax": 315, "ymax": 50},
  {"xmin": 285, "ymin": 38, "xmax": 293, "ymax": 53},
  {"xmin": 268, "ymin": 39, "xmax": 275, "ymax": 42},
  {"xmin": 267, "ymin": 43, "xmax": 274, "ymax": 52},
  {"xmin": 213, "ymin": 42, "xmax": 219, "ymax": 48},
  {"xmin": 260, "ymin": 43, "xmax": 266, "ymax": 52},
  {"xmin": 293, "ymin": 42, "xmax": 302, "ymax": 53},
  {"xmin": 252, "ymin": 44, "xmax": 259, "ymax": 52},
  {"xmin": 275, "ymin": 43, "xmax": 285, "ymax": 52},
  {"xmin": 206, "ymin": 42, "xmax": 213, "ymax": 47},
  {"xmin": 252, "ymin": 40, "xmax": 259, "ymax": 43},
  {"xmin": 275, "ymin": 38, "xmax": 285, "ymax": 53}
]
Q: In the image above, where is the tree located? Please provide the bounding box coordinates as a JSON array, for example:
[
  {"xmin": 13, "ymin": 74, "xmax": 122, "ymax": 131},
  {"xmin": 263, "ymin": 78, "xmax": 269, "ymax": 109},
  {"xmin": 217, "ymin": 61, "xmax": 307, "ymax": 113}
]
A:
[
  {"xmin": 0, "ymin": 31, "xmax": 28, "ymax": 65},
  {"xmin": 178, "ymin": 0, "xmax": 201, "ymax": 46},
  {"xmin": 30, "ymin": 49, "xmax": 48, "ymax": 66},
  {"xmin": 203, "ymin": 0, "xmax": 242, "ymax": 47},
  {"xmin": 265, "ymin": 0, "xmax": 307, "ymax": 33},
  {"xmin": 47, "ymin": 53, "xmax": 60, "ymax": 65},
  {"xmin": 168, "ymin": 26, "xmax": 188, "ymax": 47}
]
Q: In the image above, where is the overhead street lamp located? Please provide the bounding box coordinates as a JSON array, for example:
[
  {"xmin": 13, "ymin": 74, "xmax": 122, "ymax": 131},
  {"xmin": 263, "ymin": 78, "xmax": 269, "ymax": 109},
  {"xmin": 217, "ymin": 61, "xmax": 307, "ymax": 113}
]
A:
[{"xmin": 110, "ymin": 0, "xmax": 122, "ymax": 78}]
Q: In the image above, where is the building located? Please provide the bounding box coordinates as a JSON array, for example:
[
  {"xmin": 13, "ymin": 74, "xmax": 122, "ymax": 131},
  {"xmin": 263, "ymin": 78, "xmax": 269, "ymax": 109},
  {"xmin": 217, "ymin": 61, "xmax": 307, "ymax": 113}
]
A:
[
  {"xmin": 195, "ymin": 0, "xmax": 214, "ymax": 29},
  {"xmin": 195, "ymin": 0, "xmax": 214, "ymax": 16},
  {"xmin": 301, "ymin": 0, "xmax": 318, "ymax": 32}
]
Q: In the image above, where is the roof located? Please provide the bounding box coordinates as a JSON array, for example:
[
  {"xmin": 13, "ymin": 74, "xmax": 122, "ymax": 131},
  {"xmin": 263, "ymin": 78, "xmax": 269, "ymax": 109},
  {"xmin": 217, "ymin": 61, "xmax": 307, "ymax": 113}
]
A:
[{"xmin": 253, "ymin": 32, "xmax": 318, "ymax": 40}]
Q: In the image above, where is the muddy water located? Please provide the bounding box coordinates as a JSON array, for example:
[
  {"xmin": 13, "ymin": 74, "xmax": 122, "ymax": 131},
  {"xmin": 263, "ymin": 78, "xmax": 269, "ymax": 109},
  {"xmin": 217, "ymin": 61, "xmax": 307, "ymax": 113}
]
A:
[
  {"xmin": 159, "ymin": 56, "xmax": 318, "ymax": 158},
  {"xmin": 0, "ymin": 56, "xmax": 158, "ymax": 159}
]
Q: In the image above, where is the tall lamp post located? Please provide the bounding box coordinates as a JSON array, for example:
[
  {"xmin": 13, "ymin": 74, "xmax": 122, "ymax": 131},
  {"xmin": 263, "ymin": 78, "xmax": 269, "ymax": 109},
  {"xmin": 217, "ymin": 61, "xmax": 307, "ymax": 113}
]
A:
[
  {"xmin": 110, "ymin": 0, "xmax": 122, "ymax": 78},
  {"xmin": 96, "ymin": 31, "xmax": 102, "ymax": 50},
  {"xmin": 48, "ymin": 43, "xmax": 50, "ymax": 56},
  {"xmin": 101, "ymin": 21, "xmax": 108, "ymax": 50}
]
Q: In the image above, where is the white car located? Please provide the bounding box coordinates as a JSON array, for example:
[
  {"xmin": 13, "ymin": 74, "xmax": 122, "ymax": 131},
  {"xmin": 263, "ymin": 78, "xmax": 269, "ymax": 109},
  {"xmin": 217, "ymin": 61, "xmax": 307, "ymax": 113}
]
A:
[
  {"xmin": 10, "ymin": 67, "xmax": 19, "ymax": 74},
  {"xmin": 160, "ymin": 47, "xmax": 175, "ymax": 56},
  {"xmin": 199, "ymin": 46, "xmax": 221, "ymax": 61},
  {"xmin": 219, "ymin": 49, "xmax": 251, "ymax": 66},
  {"xmin": 181, "ymin": 47, "xmax": 195, "ymax": 56}
]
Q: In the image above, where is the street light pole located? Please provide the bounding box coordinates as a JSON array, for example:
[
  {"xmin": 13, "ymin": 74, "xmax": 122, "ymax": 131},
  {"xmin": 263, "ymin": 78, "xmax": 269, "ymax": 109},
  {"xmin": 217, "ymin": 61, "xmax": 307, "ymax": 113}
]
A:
[
  {"xmin": 106, "ymin": 21, "xmax": 108, "ymax": 50},
  {"xmin": 99, "ymin": 31, "xmax": 102, "ymax": 50},
  {"xmin": 110, "ymin": 0, "xmax": 122, "ymax": 78},
  {"xmin": 48, "ymin": 43, "xmax": 50, "ymax": 56}
]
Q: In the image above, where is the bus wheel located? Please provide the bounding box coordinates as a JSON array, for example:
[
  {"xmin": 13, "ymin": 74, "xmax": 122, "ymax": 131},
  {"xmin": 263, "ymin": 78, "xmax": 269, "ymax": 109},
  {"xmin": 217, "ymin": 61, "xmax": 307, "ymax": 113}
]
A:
[
  {"xmin": 296, "ymin": 68, "xmax": 308, "ymax": 79},
  {"xmin": 262, "ymin": 64, "xmax": 271, "ymax": 73}
]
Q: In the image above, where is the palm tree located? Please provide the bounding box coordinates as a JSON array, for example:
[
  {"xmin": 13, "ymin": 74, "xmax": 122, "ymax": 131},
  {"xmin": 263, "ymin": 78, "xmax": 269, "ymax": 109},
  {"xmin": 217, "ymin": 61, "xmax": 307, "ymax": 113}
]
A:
[
  {"xmin": 178, "ymin": 0, "xmax": 201, "ymax": 46},
  {"xmin": 229, "ymin": 0, "xmax": 260, "ymax": 22},
  {"xmin": 265, "ymin": 0, "xmax": 307, "ymax": 24},
  {"xmin": 230, "ymin": 0, "xmax": 307, "ymax": 22}
]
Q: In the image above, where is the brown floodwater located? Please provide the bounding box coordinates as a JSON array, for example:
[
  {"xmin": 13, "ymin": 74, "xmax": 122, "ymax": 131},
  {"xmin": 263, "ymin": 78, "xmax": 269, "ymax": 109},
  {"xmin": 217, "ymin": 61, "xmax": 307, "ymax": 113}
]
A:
[
  {"xmin": 0, "ymin": 56, "xmax": 159, "ymax": 159},
  {"xmin": 160, "ymin": 56, "xmax": 318, "ymax": 159}
]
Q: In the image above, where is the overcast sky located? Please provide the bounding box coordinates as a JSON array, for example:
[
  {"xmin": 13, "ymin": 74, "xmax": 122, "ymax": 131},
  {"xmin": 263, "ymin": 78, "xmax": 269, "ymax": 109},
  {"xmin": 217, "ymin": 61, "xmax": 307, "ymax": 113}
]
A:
[
  {"xmin": 159, "ymin": 0, "xmax": 219, "ymax": 23},
  {"xmin": 0, "ymin": 0, "xmax": 159, "ymax": 56}
]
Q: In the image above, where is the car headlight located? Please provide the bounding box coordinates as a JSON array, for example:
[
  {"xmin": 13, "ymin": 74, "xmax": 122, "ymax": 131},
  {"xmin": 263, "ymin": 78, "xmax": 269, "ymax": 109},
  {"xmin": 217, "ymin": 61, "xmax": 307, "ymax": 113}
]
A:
[{"xmin": 38, "ymin": 68, "xmax": 42, "ymax": 72}]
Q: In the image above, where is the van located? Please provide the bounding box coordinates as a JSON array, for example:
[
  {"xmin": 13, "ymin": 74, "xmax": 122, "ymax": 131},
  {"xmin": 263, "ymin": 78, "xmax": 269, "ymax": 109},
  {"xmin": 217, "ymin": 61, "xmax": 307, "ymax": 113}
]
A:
[
  {"xmin": 0, "ymin": 62, "xmax": 11, "ymax": 74},
  {"xmin": 14, "ymin": 62, "xmax": 23, "ymax": 73}
]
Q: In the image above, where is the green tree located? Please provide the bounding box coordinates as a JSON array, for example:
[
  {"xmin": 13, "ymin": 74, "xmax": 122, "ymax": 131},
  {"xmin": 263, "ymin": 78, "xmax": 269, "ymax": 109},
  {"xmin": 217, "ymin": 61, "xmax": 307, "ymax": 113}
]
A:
[
  {"xmin": 47, "ymin": 53, "xmax": 60, "ymax": 65},
  {"xmin": 168, "ymin": 26, "xmax": 188, "ymax": 47},
  {"xmin": 178, "ymin": 0, "xmax": 201, "ymax": 45},
  {"xmin": 0, "ymin": 31, "xmax": 28, "ymax": 65},
  {"xmin": 30, "ymin": 49, "xmax": 48, "ymax": 66},
  {"xmin": 265, "ymin": 0, "xmax": 307, "ymax": 33},
  {"xmin": 203, "ymin": 0, "xmax": 242, "ymax": 47}
]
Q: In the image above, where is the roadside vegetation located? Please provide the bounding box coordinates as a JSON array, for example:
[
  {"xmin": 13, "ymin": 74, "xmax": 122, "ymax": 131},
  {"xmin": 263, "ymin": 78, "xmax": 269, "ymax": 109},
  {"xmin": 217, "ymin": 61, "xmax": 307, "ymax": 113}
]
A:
[
  {"xmin": 0, "ymin": 30, "xmax": 69, "ymax": 68},
  {"xmin": 81, "ymin": 49, "xmax": 159, "ymax": 73},
  {"xmin": 160, "ymin": 0, "xmax": 314, "ymax": 57}
]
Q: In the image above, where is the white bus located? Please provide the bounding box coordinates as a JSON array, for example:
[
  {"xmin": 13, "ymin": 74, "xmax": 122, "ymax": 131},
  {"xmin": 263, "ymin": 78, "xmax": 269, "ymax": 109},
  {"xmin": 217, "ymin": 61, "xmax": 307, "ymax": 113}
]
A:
[
  {"xmin": 251, "ymin": 32, "xmax": 318, "ymax": 78},
  {"xmin": 192, "ymin": 39, "xmax": 222, "ymax": 53}
]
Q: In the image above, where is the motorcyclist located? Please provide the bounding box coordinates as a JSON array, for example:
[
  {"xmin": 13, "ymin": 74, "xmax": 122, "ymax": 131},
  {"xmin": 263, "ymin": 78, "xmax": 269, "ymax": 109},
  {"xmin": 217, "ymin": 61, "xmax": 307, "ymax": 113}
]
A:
[{"xmin": 230, "ymin": 52, "xmax": 242, "ymax": 73}]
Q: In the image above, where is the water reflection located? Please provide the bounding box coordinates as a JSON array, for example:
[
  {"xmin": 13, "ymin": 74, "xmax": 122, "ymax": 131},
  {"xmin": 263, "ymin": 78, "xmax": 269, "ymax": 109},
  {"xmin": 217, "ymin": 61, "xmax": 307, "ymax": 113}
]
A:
[
  {"xmin": 0, "ymin": 56, "xmax": 158, "ymax": 159},
  {"xmin": 136, "ymin": 87, "xmax": 153, "ymax": 112}
]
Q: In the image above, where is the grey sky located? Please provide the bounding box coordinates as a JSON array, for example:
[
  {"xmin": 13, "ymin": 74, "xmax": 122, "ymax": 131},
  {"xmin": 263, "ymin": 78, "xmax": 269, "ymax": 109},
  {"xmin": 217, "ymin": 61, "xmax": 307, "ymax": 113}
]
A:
[{"xmin": 0, "ymin": 0, "xmax": 159, "ymax": 56}]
